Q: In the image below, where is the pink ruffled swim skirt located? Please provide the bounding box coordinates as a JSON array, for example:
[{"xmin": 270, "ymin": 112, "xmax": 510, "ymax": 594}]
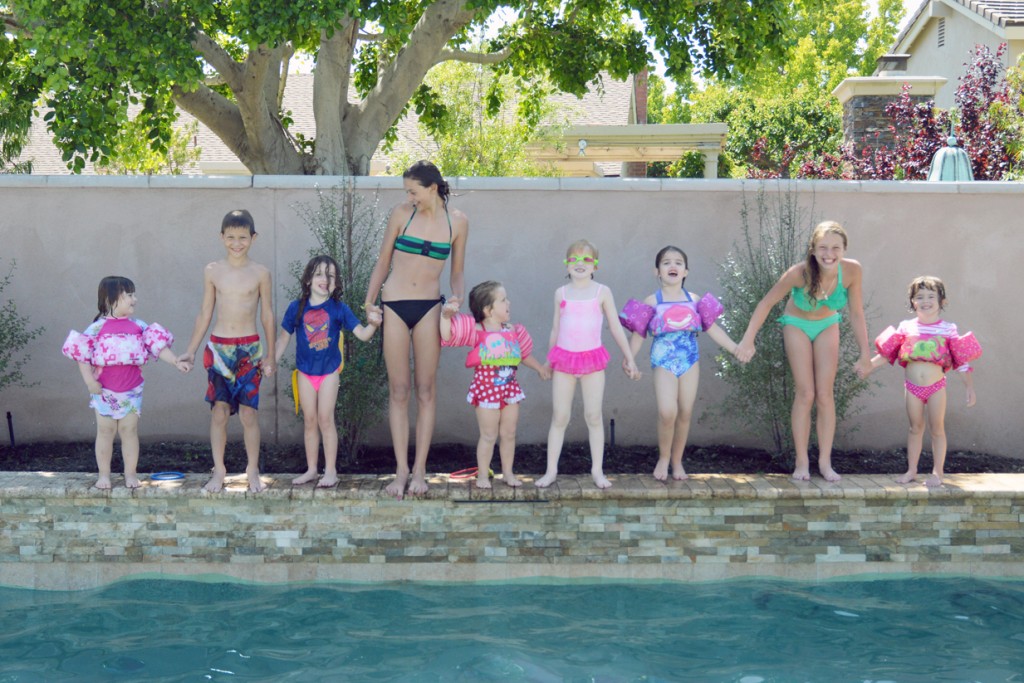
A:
[{"xmin": 547, "ymin": 345, "xmax": 610, "ymax": 376}]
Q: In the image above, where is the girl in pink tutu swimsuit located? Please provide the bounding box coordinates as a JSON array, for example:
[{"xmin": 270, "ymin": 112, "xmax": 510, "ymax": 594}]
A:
[
  {"xmin": 865, "ymin": 276, "xmax": 980, "ymax": 486},
  {"xmin": 536, "ymin": 240, "xmax": 640, "ymax": 489}
]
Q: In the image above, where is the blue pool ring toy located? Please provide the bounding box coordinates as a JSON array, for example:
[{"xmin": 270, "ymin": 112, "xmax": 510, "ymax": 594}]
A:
[{"xmin": 150, "ymin": 471, "xmax": 185, "ymax": 481}]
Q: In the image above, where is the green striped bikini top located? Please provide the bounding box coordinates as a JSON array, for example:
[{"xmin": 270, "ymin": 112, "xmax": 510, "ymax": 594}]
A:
[
  {"xmin": 394, "ymin": 207, "xmax": 452, "ymax": 261},
  {"xmin": 791, "ymin": 264, "xmax": 848, "ymax": 311}
]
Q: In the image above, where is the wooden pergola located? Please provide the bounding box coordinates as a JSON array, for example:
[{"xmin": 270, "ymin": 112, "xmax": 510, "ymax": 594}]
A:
[{"xmin": 527, "ymin": 123, "xmax": 728, "ymax": 178}]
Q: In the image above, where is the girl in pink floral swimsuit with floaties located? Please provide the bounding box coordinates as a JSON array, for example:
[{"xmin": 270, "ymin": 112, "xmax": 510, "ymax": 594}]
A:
[
  {"xmin": 865, "ymin": 275, "xmax": 981, "ymax": 487},
  {"xmin": 62, "ymin": 276, "xmax": 186, "ymax": 489}
]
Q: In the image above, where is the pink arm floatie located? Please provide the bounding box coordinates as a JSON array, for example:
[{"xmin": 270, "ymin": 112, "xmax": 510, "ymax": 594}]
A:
[
  {"xmin": 619, "ymin": 299, "xmax": 655, "ymax": 337},
  {"xmin": 141, "ymin": 323, "xmax": 174, "ymax": 358},
  {"xmin": 697, "ymin": 293, "xmax": 724, "ymax": 331},
  {"xmin": 441, "ymin": 313, "xmax": 476, "ymax": 347},
  {"xmin": 513, "ymin": 324, "xmax": 534, "ymax": 359},
  {"xmin": 61, "ymin": 330, "xmax": 95, "ymax": 363},
  {"xmin": 874, "ymin": 326, "xmax": 904, "ymax": 365},
  {"xmin": 949, "ymin": 331, "xmax": 981, "ymax": 370}
]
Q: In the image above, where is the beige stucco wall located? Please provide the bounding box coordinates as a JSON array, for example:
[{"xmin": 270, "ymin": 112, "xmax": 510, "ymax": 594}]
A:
[{"xmin": 0, "ymin": 176, "xmax": 1020, "ymax": 457}]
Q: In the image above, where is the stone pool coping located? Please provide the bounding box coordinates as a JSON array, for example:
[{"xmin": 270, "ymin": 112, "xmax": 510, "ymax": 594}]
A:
[{"xmin": 2, "ymin": 471, "xmax": 1022, "ymax": 590}]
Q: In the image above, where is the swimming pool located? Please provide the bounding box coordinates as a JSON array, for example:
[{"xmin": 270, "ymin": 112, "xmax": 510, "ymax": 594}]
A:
[{"xmin": 2, "ymin": 577, "xmax": 1022, "ymax": 681}]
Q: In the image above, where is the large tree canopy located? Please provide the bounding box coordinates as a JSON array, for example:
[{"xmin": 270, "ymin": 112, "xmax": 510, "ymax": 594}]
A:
[{"xmin": 1, "ymin": 0, "xmax": 789, "ymax": 174}]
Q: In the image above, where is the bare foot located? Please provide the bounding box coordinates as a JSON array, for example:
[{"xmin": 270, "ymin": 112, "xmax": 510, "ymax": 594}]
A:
[
  {"xmin": 791, "ymin": 467, "xmax": 811, "ymax": 481},
  {"xmin": 407, "ymin": 473, "xmax": 429, "ymax": 496},
  {"xmin": 292, "ymin": 470, "xmax": 319, "ymax": 485},
  {"xmin": 203, "ymin": 469, "xmax": 227, "ymax": 493},
  {"xmin": 502, "ymin": 473, "xmax": 522, "ymax": 488},
  {"xmin": 247, "ymin": 468, "xmax": 266, "ymax": 493},
  {"xmin": 672, "ymin": 464, "xmax": 688, "ymax": 481},
  {"xmin": 94, "ymin": 475, "xmax": 112, "ymax": 490},
  {"xmin": 653, "ymin": 460, "xmax": 670, "ymax": 481},
  {"xmin": 124, "ymin": 475, "xmax": 142, "ymax": 489},
  {"xmin": 317, "ymin": 472, "xmax": 339, "ymax": 488},
  {"xmin": 819, "ymin": 464, "xmax": 842, "ymax": 482},
  {"xmin": 895, "ymin": 472, "xmax": 917, "ymax": 484},
  {"xmin": 535, "ymin": 472, "xmax": 557, "ymax": 488},
  {"xmin": 475, "ymin": 475, "xmax": 492, "ymax": 490},
  {"xmin": 925, "ymin": 473, "xmax": 943, "ymax": 487},
  {"xmin": 592, "ymin": 470, "xmax": 612, "ymax": 489},
  {"xmin": 385, "ymin": 471, "xmax": 408, "ymax": 499}
]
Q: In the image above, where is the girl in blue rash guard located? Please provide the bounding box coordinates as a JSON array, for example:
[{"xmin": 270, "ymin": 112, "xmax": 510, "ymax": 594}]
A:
[
  {"xmin": 276, "ymin": 256, "xmax": 380, "ymax": 488},
  {"xmin": 735, "ymin": 221, "xmax": 873, "ymax": 482}
]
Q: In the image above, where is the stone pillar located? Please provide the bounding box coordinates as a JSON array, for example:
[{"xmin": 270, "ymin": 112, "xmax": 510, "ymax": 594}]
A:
[
  {"xmin": 831, "ymin": 76, "xmax": 947, "ymax": 156},
  {"xmin": 622, "ymin": 69, "xmax": 648, "ymax": 178}
]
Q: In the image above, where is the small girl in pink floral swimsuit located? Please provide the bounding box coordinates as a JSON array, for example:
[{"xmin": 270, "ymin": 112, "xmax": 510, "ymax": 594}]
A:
[
  {"xmin": 62, "ymin": 276, "xmax": 185, "ymax": 489},
  {"xmin": 536, "ymin": 240, "xmax": 640, "ymax": 490}
]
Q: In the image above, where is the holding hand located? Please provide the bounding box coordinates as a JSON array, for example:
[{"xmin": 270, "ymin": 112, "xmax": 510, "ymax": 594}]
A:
[
  {"xmin": 440, "ymin": 300, "xmax": 459, "ymax": 319},
  {"xmin": 853, "ymin": 355, "xmax": 874, "ymax": 380},
  {"xmin": 176, "ymin": 352, "xmax": 195, "ymax": 373},
  {"xmin": 366, "ymin": 308, "xmax": 383, "ymax": 326},
  {"xmin": 735, "ymin": 340, "xmax": 756, "ymax": 363},
  {"xmin": 622, "ymin": 356, "xmax": 641, "ymax": 380}
]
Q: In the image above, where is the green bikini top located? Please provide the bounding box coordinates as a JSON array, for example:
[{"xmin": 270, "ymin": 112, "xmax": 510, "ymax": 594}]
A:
[
  {"xmin": 394, "ymin": 207, "xmax": 452, "ymax": 260},
  {"xmin": 791, "ymin": 264, "xmax": 848, "ymax": 312}
]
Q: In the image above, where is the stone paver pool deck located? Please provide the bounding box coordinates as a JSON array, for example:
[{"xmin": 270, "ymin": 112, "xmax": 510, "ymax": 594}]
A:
[{"xmin": 2, "ymin": 471, "xmax": 1022, "ymax": 589}]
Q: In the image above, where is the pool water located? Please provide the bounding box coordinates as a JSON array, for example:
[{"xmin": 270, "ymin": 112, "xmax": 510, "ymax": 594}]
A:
[{"xmin": 2, "ymin": 577, "xmax": 1023, "ymax": 681}]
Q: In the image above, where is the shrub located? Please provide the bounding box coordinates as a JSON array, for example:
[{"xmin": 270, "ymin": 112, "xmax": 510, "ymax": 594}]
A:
[
  {"xmin": 289, "ymin": 181, "xmax": 388, "ymax": 463},
  {"xmin": 714, "ymin": 184, "xmax": 871, "ymax": 458},
  {"xmin": 0, "ymin": 260, "xmax": 43, "ymax": 393}
]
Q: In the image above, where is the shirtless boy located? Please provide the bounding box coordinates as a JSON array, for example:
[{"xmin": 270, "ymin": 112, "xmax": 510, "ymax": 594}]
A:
[{"xmin": 178, "ymin": 209, "xmax": 277, "ymax": 493}]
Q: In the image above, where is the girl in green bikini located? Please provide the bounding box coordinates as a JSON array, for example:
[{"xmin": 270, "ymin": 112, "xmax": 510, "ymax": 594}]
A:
[{"xmin": 735, "ymin": 221, "xmax": 873, "ymax": 481}]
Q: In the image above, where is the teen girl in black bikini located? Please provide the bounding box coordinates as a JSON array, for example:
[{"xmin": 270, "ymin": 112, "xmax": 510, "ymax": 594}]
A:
[{"xmin": 364, "ymin": 161, "xmax": 468, "ymax": 498}]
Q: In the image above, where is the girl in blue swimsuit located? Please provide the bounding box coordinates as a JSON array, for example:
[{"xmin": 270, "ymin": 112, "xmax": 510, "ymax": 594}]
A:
[
  {"xmin": 623, "ymin": 246, "xmax": 741, "ymax": 481},
  {"xmin": 736, "ymin": 221, "xmax": 873, "ymax": 482},
  {"xmin": 364, "ymin": 161, "xmax": 468, "ymax": 499}
]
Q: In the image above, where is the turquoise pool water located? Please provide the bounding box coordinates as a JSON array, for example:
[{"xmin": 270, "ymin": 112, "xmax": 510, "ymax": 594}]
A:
[{"xmin": 2, "ymin": 577, "xmax": 1022, "ymax": 681}]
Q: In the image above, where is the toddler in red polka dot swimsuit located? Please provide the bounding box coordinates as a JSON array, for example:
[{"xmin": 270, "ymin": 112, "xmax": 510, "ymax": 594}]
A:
[{"xmin": 441, "ymin": 280, "xmax": 550, "ymax": 489}]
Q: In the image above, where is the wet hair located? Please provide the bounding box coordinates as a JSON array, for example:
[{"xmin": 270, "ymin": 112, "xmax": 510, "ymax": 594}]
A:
[
  {"xmin": 469, "ymin": 280, "xmax": 504, "ymax": 323},
  {"xmin": 804, "ymin": 220, "xmax": 848, "ymax": 306},
  {"xmin": 403, "ymin": 161, "xmax": 451, "ymax": 207},
  {"xmin": 221, "ymin": 209, "xmax": 256, "ymax": 235},
  {"xmin": 295, "ymin": 255, "xmax": 342, "ymax": 324},
  {"xmin": 655, "ymin": 245, "xmax": 688, "ymax": 286},
  {"xmin": 907, "ymin": 275, "xmax": 947, "ymax": 312},
  {"xmin": 95, "ymin": 276, "xmax": 135, "ymax": 321}
]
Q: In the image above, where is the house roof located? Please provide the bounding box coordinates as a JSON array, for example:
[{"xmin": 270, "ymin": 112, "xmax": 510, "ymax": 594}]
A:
[
  {"xmin": 893, "ymin": 0, "xmax": 1024, "ymax": 53},
  {"xmin": 14, "ymin": 72, "xmax": 635, "ymax": 176}
]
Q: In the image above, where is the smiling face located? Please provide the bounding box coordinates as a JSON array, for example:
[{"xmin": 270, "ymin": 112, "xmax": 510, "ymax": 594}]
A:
[
  {"xmin": 811, "ymin": 232, "xmax": 846, "ymax": 272},
  {"xmin": 655, "ymin": 248, "xmax": 688, "ymax": 286},
  {"xmin": 403, "ymin": 177, "xmax": 437, "ymax": 209},
  {"xmin": 309, "ymin": 262, "xmax": 337, "ymax": 302},
  {"xmin": 910, "ymin": 285, "xmax": 945, "ymax": 323},
  {"xmin": 221, "ymin": 226, "xmax": 255, "ymax": 261},
  {"xmin": 111, "ymin": 290, "xmax": 137, "ymax": 318},
  {"xmin": 564, "ymin": 250, "xmax": 598, "ymax": 280}
]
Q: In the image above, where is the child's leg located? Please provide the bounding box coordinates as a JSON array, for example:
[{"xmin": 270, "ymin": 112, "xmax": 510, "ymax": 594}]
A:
[
  {"xmin": 497, "ymin": 403, "xmax": 521, "ymax": 487},
  {"xmin": 925, "ymin": 388, "xmax": 948, "ymax": 487},
  {"xmin": 579, "ymin": 370, "xmax": 610, "ymax": 489},
  {"xmin": 238, "ymin": 405, "xmax": 265, "ymax": 492},
  {"xmin": 204, "ymin": 402, "xmax": 231, "ymax": 492},
  {"xmin": 782, "ymin": 326, "xmax": 815, "ymax": 480},
  {"xmin": 671, "ymin": 365, "xmax": 701, "ymax": 480},
  {"xmin": 293, "ymin": 374, "xmax": 322, "ymax": 485},
  {"xmin": 898, "ymin": 391, "xmax": 927, "ymax": 484},
  {"xmin": 811, "ymin": 327, "xmax": 841, "ymax": 481},
  {"xmin": 117, "ymin": 413, "xmax": 141, "ymax": 489},
  {"xmin": 316, "ymin": 374, "xmax": 341, "ymax": 487},
  {"xmin": 536, "ymin": 371, "xmax": 577, "ymax": 487},
  {"xmin": 94, "ymin": 413, "xmax": 117, "ymax": 490},
  {"xmin": 474, "ymin": 406, "xmax": 501, "ymax": 489},
  {"xmin": 652, "ymin": 368, "xmax": 679, "ymax": 481}
]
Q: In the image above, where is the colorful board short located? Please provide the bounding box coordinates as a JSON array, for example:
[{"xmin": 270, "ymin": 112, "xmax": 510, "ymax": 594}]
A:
[
  {"xmin": 650, "ymin": 331, "xmax": 700, "ymax": 377},
  {"xmin": 467, "ymin": 366, "xmax": 526, "ymax": 409},
  {"xmin": 204, "ymin": 334, "xmax": 262, "ymax": 414},
  {"xmin": 90, "ymin": 382, "xmax": 144, "ymax": 420},
  {"xmin": 547, "ymin": 345, "xmax": 610, "ymax": 376}
]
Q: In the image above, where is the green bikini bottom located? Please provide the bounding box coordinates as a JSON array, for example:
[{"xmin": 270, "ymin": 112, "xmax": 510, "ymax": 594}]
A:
[{"xmin": 778, "ymin": 313, "xmax": 841, "ymax": 342}]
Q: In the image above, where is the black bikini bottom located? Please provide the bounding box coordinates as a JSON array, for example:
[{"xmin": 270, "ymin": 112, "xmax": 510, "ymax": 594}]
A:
[{"xmin": 382, "ymin": 297, "xmax": 443, "ymax": 329}]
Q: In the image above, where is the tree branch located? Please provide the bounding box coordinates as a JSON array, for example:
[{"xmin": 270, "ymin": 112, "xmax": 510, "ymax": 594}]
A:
[
  {"xmin": 191, "ymin": 29, "xmax": 244, "ymax": 92},
  {"xmin": 435, "ymin": 45, "xmax": 511, "ymax": 66}
]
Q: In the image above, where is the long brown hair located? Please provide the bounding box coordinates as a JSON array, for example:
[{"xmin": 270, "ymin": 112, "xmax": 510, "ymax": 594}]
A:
[
  {"xmin": 804, "ymin": 220, "xmax": 847, "ymax": 305},
  {"xmin": 295, "ymin": 255, "xmax": 342, "ymax": 323}
]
